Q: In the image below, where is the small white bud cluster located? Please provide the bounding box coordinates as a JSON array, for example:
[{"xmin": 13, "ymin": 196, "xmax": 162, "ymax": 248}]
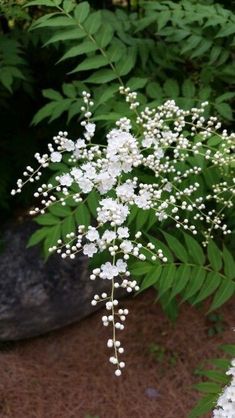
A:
[{"xmin": 119, "ymin": 86, "xmax": 140, "ymax": 109}]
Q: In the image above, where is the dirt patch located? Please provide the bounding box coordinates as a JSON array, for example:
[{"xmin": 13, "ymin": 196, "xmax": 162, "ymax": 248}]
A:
[{"xmin": 0, "ymin": 290, "xmax": 234, "ymax": 418}]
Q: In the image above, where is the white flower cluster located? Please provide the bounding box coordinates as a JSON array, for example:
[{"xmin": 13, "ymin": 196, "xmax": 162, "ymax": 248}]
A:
[
  {"xmin": 213, "ymin": 360, "xmax": 235, "ymax": 417},
  {"xmin": 12, "ymin": 89, "xmax": 235, "ymax": 376}
]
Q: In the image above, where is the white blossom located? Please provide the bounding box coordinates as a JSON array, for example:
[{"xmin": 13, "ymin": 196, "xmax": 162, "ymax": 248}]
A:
[
  {"xmin": 77, "ymin": 177, "xmax": 93, "ymax": 193},
  {"xmin": 102, "ymin": 230, "xmax": 117, "ymax": 243},
  {"xmin": 85, "ymin": 122, "xmax": 96, "ymax": 135},
  {"xmin": 117, "ymin": 227, "xmax": 129, "ymax": 238},
  {"xmin": 100, "ymin": 262, "xmax": 119, "ymax": 280},
  {"xmin": 86, "ymin": 227, "xmax": 99, "ymax": 242},
  {"xmin": 116, "ymin": 181, "xmax": 135, "ymax": 202},
  {"xmin": 71, "ymin": 167, "xmax": 83, "ymax": 180},
  {"xmin": 97, "ymin": 198, "xmax": 129, "ymax": 226},
  {"xmin": 51, "ymin": 151, "xmax": 62, "ymax": 162},
  {"xmin": 64, "ymin": 139, "xmax": 75, "ymax": 151},
  {"xmin": 83, "ymin": 243, "xmax": 98, "ymax": 257},
  {"xmin": 116, "ymin": 259, "xmax": 127, "ymax": 273},
  {"xmin": 120, "ymin": 240, "xmax": 133, "ymax": 253},
  {"xmin": 59, "ymin": 173, "xmax": 73, "ymax": 187}
]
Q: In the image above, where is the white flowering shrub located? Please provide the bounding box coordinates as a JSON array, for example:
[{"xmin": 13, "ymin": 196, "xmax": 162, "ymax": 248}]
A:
[{"xmin": 12, "ymin": 88, "xmax": 235, "ymax": 377}]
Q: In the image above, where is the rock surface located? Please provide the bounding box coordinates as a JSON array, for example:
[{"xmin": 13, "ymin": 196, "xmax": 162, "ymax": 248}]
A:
[{"xmin": 0, "ymin": 220, "xmax": 115, "ymax": 341}]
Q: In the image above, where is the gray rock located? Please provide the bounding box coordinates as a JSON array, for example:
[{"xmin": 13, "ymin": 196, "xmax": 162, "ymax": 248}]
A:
[{"xmin": 0, "ymin": 220, "xmax": 117, "ymax": 341}]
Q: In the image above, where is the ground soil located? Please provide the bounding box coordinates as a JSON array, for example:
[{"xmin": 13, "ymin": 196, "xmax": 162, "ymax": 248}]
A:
[{"xmin": 0, "ymin": 290, "xmax": 234, "ymax": 418}]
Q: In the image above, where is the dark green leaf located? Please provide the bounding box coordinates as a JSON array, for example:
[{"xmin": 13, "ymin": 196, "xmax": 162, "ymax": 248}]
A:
[
  {"xmin": 158, "ymin": 264, "xmax": 176, "ymax": 297},
  {"xmin": 184, "ymin": 233, "xmax": 205, "ymax": 265},
  {"xmin": 70, "ymin": 55, "xmax": 109, "ymax": 73},
  {"xmin": 59, "ymin": 42, "xmax": 97, "ymax": 62},
  {"xmin": 207, "ymin": 240, "xmax": 222, "ymax": 271},
  {"xmin": 163, "ymin": 231, "xmax": 188, "ymax": 263},
  {"xmin": 87, "ymin": 190, "xmax": 99, "ymax": 217},
  {"xmin": 183, "ymin": 266, "xmax": 206, "ymax": 301},
  {"xmin": 194, "ymin": 382, "xmax": 221, "ymax": 394},
  {"xmin": 27, "ymin": 227, "xmax": 50, "ymax": 248},
  {"xmin": 62, "ymin": 214, "xmax": 76, "ymax": 240},
  {"xmin": 83, "ymin": 11, "xmax": 102, "ymax": 35},
  {"xmin": 129, "ymin": 261, "xmax": 154, "ymax": 276},
  {"xmin": 223, "ymin": 245, "xmax": 235, "ymax": 279},
  {"xmin": 74, "ymin": 2, "xmax": 90, "ymax": 24},
  {"xmin": 86, "ymin": 69, "xmax": 117, "ymax": 84},
  {"xmin": 209, "ymin": 279, "xmax": 235, "ymax": 311},
  {"xmin": 75, "ymin": 203, "xmax": 90, "ymax": 227},
  {"xmin": 44, "ymin": 224, "xmax": 61, "ymax": 255},
  {"xmin": 170, "ymin": 265, "xmax": 191, "ymax": 300},
  {"xmin": 48, "ymin": 203, "xmax": 72, "ymax": 217},
  {"xmin": 36, "ymin": 214, "xmax": 59, "ymax": 225},
  {"xmin": 193, "ymin": 272, "xmax": 221, "ymax": 305},
  {"xmin": 188, "ymin": 394, "xmax": 218, "ymax": 418},
  {"xmin": 140, "ymin": 265, "xmax": 162, "ymax": 292},
  {"xmin": 163, "ymin": 79, "xmax": 179, "ymax": 98}
]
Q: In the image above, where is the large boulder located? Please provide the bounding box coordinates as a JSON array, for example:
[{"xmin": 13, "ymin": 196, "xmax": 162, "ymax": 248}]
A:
[{"xmin": 0, "ymin": 220, "xmax": 114, "ymax": 340}]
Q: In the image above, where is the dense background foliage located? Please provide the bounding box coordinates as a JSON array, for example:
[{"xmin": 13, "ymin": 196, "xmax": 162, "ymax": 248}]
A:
[{"xmin": 1, "ymin": 1, "xmax": 235, "ymax": 415}]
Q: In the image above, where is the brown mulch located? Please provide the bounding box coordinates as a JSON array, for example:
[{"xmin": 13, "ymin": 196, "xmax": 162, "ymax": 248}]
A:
[{"xmin": 0, "ymin": 290, "xmax": 234, "ymax": 418}]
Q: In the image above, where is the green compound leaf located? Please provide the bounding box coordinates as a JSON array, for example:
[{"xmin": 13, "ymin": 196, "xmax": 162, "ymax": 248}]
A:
[
  {"xmin": 35, "ymin": 213, "xmax": 59, "ymax": 226},
  {"xmin": 62, "ymin": 214, "xmax": 76, "ymax": 241},
  {"xmin": 182, "ymin": 266, "xmax": 206, "ymax": 301},
  {"xmin": 27, "ymin": 227, "xmax": 51, "ymax": 248},
  {"xmin": 184, "ymin": 233, "xmax": 205, "ymax": 265},
  {"xmin": 70, "ymin": 55, "xmax": 109, "ymax": 73},
  {"xmin": 48, "ymin": 203, "xmax": 72, "ymax": 217},
  {"xmin": 129, "ymin": 261, "xmax": 154, "ymax": 276},
  {"xmin": 209, "ymin": 278, "xmax": 235, "ymax": 312},
  {"xmin": 170, "ymin": 264, "xmax": 191, "ymax": 300},
  {"xmin": 58, "ymin": 42, "xmax": 97, "ymax": 62},
  {"xmin": 193, "ymin": 272, "xmax": 221, "ymax": 305},
  {"xmin": 163, "ymin": 231, "xmax": 188, "ymax": 263},
  {"xmin": 83, "ymin": 11, "xmax": 102, "ymax": 35},
  {"xmin": 44, "ymin": 224, "xmax": 61, "ymax": 255},
  {"xmin": 95, "ymin": 24, "xmax": 114, "ymax": 48},
  {"xmin": 140, "ymin": 265, "xmax": 162, "ymax": 292},
  {"xmin": 74, "ymin": 2, "xmax": 90, "ymax": 24},
  {"xmin": 223, "ymin": 245, "xmax": 235, "ymax": 279},
  {"xmin": 87, "ymin": 190, "xmax": 99, "ymax": 218},
  {"xmin": 188, "ymin": 394, "xmax": 218, "ymax": 418},
  {"xmin": 86, "ymin": 69, "xmax": 117, "ymax": 84},
  {"xmin": 74, "ymin": 203, "xmax": 90, "ymax": 227},
  {"xmin": 207, "ymin": 240, "xmax": 222, "ymax": 271},
  {"xmin": 158, "ymin": 264, "xmax": 176, "ymax": 297},
  {"xmin": 194, "ymin": 382, "xmax": 222, "ymax": 394}
]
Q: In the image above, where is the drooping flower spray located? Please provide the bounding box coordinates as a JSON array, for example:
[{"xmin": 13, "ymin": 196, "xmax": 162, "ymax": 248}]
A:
[{"xmin": 12, "ymin": 88, "xmax": 235, "ymax": 375}]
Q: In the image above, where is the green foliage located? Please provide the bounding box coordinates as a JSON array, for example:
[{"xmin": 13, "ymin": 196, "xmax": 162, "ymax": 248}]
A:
[
  {"xmin": 189, "ymin": 344, "xmax": 235, "ymax": 417},
  {"xmin": 25, "ymin": 0, "xmax": 235, "ymax": 124},
  {"xmin": 129, "ymin": 231, "xmax": 235, "ymax": 315},
  {"xmin": 0, "ymin": 37, "xmax": 26, "ymax": 92}
]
